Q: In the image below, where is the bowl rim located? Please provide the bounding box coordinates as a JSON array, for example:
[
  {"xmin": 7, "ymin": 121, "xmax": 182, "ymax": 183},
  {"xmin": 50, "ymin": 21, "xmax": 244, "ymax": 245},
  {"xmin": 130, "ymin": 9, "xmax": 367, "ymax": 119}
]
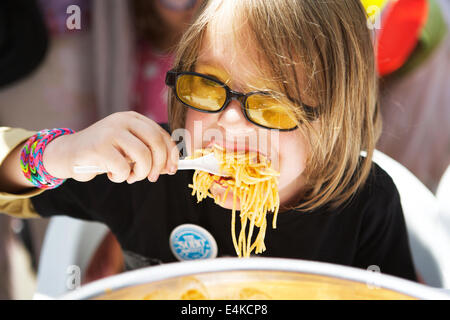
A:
[{"xmin": 60, "ymin": 257, "xmax": 450, "ymax": 300}]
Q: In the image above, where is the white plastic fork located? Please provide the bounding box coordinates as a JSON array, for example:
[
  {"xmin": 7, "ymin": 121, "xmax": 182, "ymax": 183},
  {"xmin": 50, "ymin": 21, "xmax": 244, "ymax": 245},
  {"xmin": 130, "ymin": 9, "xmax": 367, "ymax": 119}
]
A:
[{"xmin": 73, "ymin": 153, "xmax": 227, "ymax": 176}]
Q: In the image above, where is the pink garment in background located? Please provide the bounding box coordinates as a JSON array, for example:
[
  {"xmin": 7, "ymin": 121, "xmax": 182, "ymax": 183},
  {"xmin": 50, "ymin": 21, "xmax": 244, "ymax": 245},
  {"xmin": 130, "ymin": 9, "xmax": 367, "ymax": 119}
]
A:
[
  {"xmin": 133, "ymin": 43, "xmax": 174, "ymax": 124},
  {"xmin": 37, "ymin": 0, "xmax": 90, "ymax": 35}
]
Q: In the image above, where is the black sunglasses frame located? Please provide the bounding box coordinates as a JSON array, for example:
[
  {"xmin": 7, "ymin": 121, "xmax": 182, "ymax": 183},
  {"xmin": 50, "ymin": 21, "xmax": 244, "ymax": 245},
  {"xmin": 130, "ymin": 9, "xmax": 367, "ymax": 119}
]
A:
[{"xmin": 165, "ymin": 70, "xmax": 317, "ymax": 131}]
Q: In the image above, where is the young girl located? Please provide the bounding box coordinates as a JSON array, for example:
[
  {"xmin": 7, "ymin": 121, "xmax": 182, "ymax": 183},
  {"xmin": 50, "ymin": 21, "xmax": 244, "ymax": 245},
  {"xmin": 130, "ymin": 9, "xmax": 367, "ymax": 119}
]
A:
[{"xmin": 0, "ymin": 0, "xmax": 417, "ymax": 281}]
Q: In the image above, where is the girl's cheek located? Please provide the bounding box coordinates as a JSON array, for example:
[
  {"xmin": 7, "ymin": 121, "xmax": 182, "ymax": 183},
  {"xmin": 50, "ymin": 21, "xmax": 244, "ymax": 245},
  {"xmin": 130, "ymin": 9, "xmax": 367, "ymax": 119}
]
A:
[{"xmin": 277, "ymin": 134, "xmax": 309, "ymax": 190}]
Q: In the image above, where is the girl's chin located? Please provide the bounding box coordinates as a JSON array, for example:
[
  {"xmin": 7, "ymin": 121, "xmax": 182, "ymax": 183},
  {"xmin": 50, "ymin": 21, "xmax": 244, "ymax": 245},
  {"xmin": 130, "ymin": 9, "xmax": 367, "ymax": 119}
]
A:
[{"xmin": 210, "ymin": 183, "xmax": 241, "ymax": 211}]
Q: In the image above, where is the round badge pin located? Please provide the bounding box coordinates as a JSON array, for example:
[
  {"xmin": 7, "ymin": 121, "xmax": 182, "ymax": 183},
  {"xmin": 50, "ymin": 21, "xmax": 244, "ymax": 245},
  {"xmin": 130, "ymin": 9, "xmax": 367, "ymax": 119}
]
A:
[{"xmin": 170, "ymin": 224, "xmax": 218, "ymax": 261}]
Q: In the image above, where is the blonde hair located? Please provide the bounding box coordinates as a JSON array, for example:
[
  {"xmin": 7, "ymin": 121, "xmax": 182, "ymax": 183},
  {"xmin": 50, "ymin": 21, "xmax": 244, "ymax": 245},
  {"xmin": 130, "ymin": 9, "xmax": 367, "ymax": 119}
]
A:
[{"xmin": 168, "ymin": 0, "xmax": 381, "ymax": 212}]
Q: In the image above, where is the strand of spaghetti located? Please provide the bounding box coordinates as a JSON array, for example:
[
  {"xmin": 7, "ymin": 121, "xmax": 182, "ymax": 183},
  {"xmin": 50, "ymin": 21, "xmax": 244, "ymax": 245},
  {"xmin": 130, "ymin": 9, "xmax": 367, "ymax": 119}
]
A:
[
  {"xmin": 253, "ymin": 183, "xmax": 263, "ymax": 226},
  {"xmin": 261, "ymin": 181, "xmax": 272, "ymax": 208},
  {"xmin": 251, "ymin": 217, "xmax": 267, "ymax": 254},
  {"xmin": 256, "ymin": 182, "xmax": 271, "ymax": 226},
  {"xmin": 195, "ymin": 174, "xmax": 206, "ymax": 201},
  {"xmin": 238, "ymin": 183, "xmax": 249, "ymax": 257},
  {"xmin": 253, "ymin": 210, "xmax": 267, "ymax": 251},
  {"xmin": 245, "ymin": 181, "xmax": 259, "ymax": 212},
  {"xmin": 246, "ymin": 207, "xmax": 258, "ymax": 255},
  {"xmin": 235, "ymin": 165, "xmax": 241, "ymax": 188},
  {"xmin": 238, "ymin": 186, "xmax": 248, "ymax": 211},
  {"xmin": 205, "ymin": 175, "xmax": 215, "ymax": 199},
  {"xmin": 243, "ymin": 172, "xmax": 268, "ymax": 255},
  {"xmin": 239, "ymin": 213, "xmax": 248, "ymax": 257},
  {"xmin": 222, "ymin": 186, "xmax": 231, "ymax": 205},
  {"xmin": 231, "ymin": 186, "xmax": 240, "ymax": 255},
  {"xmin": 240, "ymin": 175, "xmax": 273, "ymax": 184},
  {"xmin": 195, "ymin": 173, "xmax": 204, "ymax": 201},
  {"xmin": 272, "ymin": 202, "xmax": 279, "ymax": 229},
  {"xmin": 238, "ymin": 188, "xmax": 247, "ymax": 251},
  {"xmin": 191, "ymin": 170, "xmax": 198, "ymax": 195},
  {"xmin": 244, "ymin": 185, "xmax": 259, "ymax": 257},
  {"xmin": 259, "ymin": 219, "xmax": 267, "ymax": 253},
  {"xmin": 237, "ymin": 186, "xmax": 246, "ymax": 257}
]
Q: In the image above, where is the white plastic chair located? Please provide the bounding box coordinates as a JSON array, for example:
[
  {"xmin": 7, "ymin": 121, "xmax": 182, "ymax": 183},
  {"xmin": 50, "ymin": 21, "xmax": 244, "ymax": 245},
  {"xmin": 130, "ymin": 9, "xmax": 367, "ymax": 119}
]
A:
[
  {"xmin": 437, "ymin": 165, "xmax": 450, "ymax": 206},
  {"xmin": 35, "ymin": 216, "xmax": 108, "ymax": 298},
  {"xmin": 372, "ymin": 150, "xmax": 450, "ymax": 288}
]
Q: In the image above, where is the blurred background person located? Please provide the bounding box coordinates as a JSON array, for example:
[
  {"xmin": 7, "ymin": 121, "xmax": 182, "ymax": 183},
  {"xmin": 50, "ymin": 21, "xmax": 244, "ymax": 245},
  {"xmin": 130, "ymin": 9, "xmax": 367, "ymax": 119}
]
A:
[{"xmin": 132, "ymin": 0, "xmax": 205, "ymax": 123}]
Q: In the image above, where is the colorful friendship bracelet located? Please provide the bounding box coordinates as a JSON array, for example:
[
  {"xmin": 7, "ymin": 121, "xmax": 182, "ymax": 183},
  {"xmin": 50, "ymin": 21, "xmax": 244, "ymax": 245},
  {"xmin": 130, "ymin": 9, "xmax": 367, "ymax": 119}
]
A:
[{"xmin": 20, "ymin": 128, "xmax": 75, "ymax": 189}]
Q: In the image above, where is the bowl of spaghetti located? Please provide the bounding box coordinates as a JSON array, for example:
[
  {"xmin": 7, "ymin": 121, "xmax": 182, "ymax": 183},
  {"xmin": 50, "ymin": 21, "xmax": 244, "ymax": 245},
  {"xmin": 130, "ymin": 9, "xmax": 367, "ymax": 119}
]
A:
[{"xmin": 60, "ymin": 257, "xmax": 449, "ymax": 300}]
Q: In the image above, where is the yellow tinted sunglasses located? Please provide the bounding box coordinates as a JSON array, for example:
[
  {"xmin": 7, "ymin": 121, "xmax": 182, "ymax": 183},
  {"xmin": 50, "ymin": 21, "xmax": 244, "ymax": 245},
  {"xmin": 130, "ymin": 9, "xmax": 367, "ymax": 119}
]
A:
[{"xmin": 165, "ymin": 70, "xmax": 317, "ymax": 131}]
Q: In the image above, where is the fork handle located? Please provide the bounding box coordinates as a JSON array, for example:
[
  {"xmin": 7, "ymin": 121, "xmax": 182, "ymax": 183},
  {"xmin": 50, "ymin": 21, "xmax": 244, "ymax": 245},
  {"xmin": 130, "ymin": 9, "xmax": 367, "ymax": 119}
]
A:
[
  {"xmin": 177, "ymin": 158, "xmax": 208, "ymax": 171},
  {"xmin": 73, "ymin": 159, "xmax": 206, "ymax": 174},
  {"xmin": 73, "ymin": 155, "xmax": 217, "ymax": 175}
]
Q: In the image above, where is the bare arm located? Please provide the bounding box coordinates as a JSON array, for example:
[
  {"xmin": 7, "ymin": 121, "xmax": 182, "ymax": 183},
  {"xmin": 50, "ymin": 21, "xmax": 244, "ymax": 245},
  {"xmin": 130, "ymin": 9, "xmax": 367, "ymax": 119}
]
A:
[{"xmin": 0, "ymin": 112, "xmax": 179, "ymax": 195}]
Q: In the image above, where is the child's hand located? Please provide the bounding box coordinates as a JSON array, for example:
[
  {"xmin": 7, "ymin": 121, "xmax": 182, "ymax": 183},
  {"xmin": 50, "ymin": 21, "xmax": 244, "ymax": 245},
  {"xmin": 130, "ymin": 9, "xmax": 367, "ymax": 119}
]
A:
[{"xmin": 43, "ymin": 112, "xmax": 179, "ymax": 184}]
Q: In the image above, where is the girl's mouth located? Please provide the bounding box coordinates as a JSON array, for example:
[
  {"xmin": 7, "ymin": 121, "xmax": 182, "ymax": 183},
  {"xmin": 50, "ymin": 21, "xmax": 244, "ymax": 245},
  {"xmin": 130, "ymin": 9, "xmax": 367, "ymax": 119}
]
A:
[
  {"xmin": 210, "ymin": 174, "xmax": 232, "ymax": 188},
  {"xmin": 205, "ymin": 138, "xmax": 267, "ymax": 158}
]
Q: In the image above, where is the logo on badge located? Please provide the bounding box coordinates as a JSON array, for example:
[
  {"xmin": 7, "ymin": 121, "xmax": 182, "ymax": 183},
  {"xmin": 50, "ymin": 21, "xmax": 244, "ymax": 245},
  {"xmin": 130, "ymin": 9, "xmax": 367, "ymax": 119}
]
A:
[{"xmin": 170, "ymin": 224, "xmax": 218, "ymax": 261}]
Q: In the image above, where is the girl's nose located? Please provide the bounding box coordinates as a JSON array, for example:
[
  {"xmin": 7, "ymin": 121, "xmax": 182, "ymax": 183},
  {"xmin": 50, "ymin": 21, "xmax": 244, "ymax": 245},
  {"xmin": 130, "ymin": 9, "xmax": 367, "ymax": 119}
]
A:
[{"xmin": 217, "ymin": 99, "xmax": 254, "ymax": 134}]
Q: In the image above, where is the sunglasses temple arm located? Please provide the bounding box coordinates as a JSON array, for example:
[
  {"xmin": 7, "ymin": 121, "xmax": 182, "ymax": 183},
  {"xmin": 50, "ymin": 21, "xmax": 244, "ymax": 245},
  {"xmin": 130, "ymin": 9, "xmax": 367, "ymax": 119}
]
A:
[{"xmin": 165, "ymin": 71, "xmax": 177, "ymax": 87}]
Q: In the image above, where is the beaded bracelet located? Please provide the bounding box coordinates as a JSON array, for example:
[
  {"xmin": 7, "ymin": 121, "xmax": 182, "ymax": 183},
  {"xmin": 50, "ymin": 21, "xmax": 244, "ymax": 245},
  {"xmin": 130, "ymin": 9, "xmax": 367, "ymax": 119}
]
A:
[{"xmin": 20, "ymin": 128, "xmax": 75, "ymax": 189}]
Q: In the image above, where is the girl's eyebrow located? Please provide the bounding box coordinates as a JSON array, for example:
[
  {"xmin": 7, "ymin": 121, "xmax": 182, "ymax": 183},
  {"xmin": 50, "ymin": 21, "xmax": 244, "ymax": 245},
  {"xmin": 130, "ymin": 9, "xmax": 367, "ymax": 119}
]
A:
[
  {"xmin": 203, "ymin": 72, "xmax": 223, "ymax": 82},
  {"xmin": 195, "ymin": 63, "xmax": 281, "ymax": 94}
]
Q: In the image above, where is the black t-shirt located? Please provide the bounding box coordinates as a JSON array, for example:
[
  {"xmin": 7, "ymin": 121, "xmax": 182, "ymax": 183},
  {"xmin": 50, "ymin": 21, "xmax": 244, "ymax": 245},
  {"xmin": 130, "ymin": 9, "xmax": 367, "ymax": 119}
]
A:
[{"xmin": 31, "ymin": 162, "xmax": 418, "ymax": 282}]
